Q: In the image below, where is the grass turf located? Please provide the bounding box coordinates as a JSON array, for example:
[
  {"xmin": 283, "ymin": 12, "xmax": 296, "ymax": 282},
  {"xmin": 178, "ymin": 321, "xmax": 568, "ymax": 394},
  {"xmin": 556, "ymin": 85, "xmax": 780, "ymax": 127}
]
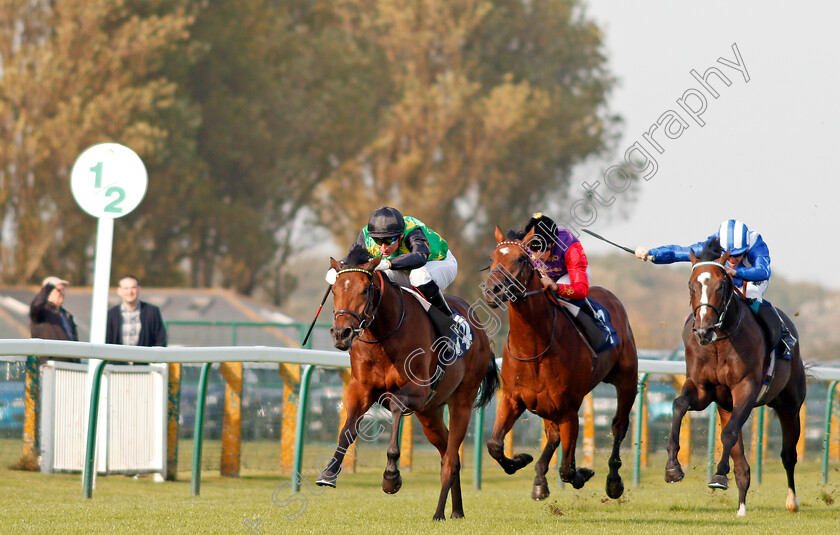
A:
[{"xmin": 0, "ymin": 451, "xmax": 838, "ymax": 534}]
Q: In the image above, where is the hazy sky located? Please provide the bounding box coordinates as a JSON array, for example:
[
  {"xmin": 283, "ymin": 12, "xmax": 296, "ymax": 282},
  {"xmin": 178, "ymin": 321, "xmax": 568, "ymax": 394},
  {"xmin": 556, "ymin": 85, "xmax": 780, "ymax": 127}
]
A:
[{"xmin": 570, "ymin": 2, "xmax": 840, "ymax": 289}]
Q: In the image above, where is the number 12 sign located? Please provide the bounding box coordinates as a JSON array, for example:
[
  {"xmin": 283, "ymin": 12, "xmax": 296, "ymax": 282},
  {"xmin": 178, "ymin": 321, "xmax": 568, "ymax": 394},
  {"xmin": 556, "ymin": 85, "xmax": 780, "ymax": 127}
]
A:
[{"xmin": 71, "ymin": 143, "xmax": 148, "ymax": 219}]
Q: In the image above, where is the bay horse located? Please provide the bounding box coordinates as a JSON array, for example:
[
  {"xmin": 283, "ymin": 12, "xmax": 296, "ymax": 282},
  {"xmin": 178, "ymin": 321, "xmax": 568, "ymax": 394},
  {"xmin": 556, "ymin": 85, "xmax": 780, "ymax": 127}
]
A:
[
  {"xmin": 315, "ymin": 245, "xmax": 499, "ymax": 521},
  {"xmin": 665, "ymin": 239, "xmax": 806, "ymax": 516},
  {"xmin": 482, "ymin": 226, "xmax": 638, "ymax": 500}
]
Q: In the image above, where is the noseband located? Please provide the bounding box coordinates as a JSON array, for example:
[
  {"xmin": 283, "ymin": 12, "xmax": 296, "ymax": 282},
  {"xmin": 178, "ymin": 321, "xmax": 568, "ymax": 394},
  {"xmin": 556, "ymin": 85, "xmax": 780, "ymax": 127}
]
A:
[
  {"xmin": 486, "ymin": 241, "xmax": 545, "ymax": 301},
  {"xmin": 691, "ymin": 261, "xmax": 741, "ymax": 337},
  {"xmin": 333, "ymin": 268, "xmax": 405, "ymax": 344}
]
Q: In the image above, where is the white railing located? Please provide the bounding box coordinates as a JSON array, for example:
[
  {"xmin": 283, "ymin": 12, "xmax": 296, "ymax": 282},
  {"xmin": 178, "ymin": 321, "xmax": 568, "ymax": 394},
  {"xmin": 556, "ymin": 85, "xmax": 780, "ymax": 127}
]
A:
[{"xmin": 3, "ymin": 339, "xmax": 840, "ymax": 497}]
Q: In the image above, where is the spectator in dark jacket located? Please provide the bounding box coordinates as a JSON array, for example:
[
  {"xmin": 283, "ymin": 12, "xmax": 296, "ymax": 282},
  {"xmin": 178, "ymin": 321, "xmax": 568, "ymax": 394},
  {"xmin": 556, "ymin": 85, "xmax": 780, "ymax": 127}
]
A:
[
  {"xmin": 29, "ymin": 276, "xmax": 80, "ymax": 363},
  {"xmin": 106, "ymin": 275, "xmax": 167, "ymax": 350}
]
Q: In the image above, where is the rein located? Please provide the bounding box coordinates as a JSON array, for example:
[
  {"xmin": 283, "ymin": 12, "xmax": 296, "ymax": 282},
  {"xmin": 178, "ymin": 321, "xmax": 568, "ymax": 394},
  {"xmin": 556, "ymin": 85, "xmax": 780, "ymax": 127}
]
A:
[
  {"xmin": 690, "ymin": 261, "xmax": 744, "ymax": 340},
  {"xmin": 333, "ymin": 268, "xmax": 406, "ymax": 344}
]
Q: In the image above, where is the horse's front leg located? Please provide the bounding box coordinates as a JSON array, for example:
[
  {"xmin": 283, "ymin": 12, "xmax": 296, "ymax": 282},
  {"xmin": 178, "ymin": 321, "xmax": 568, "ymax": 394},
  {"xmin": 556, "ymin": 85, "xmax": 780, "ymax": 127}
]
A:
[
  {"xmin": 380, "ymin": 386, "xmax": 428, "ymax": 494},
  {"xmin": 487, "ymin": 392, "xmax": 531, "ymax": 475},
  {"xmin": 666, "ymin": 378, "xmax": 712, "ymax": 483},
  {"xmin": 382, "ymin": 401, "xmax": 405, "ymax": 494},
  {"xmin": 718, "ymin": 408, "xmax": 750, "ymax": 516},
  {"xmin": 710, "ymin": 383, "xmax": 758, "ymax": 490},
  {"xmin": 558, "ymin": 409, "xmax": 592, "ymax": 489},
  {"xmin": 316, "ymin": 380, "xmax": 375, "ymax": 488},
  {"xmin": 531, "ymin": 420, "xmax": 560, "ymax": 500}
]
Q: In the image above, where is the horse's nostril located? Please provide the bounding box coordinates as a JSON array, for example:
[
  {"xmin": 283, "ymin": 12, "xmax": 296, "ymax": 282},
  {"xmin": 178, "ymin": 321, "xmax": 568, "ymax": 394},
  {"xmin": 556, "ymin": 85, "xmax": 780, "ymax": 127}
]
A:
[{"xmin": 341, "ymin": 327, "xmax": 352, "ymax": 340}]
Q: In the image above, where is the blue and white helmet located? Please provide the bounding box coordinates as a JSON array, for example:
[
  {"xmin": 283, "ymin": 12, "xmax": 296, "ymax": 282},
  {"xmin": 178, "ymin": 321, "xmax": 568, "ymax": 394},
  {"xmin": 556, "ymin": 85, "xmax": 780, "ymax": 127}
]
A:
[{"xmin": 717, "ymin": 219, "xmax": 749, "ymax": 255}]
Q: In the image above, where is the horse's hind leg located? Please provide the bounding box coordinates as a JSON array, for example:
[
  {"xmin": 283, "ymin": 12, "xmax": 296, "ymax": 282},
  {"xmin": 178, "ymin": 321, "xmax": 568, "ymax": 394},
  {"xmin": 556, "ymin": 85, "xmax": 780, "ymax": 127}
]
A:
[
  {"xmin": 666, "ymin": 379, "xmax": 712, "ymax": 483},
  {"xmin": 771, "ymin": 393, "xmax": 805, "ymax": 513},
  {"xmin": 442, "ymin": 399, "xmax": 473, "ymax": 519},
  {"xmin": 532, "ymin": 420, "xmax": 560, "ymax": 500},
  {"xmin": 719, "ymin": 409, "xmax": 751, "ymax": 516},
  {"xmin": 606, "ymin": 372, "xmax": 636, "ymax": 499},
  {"xmin": 487, "ymin": 393, "xmax": 532, "ymax": 475},
  {"xmin": 558, "ymin": 409, "xmax": 593, "ymax": 489}
]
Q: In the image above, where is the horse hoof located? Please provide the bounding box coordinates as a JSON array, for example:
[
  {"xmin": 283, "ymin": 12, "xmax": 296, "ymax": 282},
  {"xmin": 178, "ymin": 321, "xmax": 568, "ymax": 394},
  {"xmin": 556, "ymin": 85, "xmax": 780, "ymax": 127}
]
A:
[
  {"xmin": 664, "ymin": 466, "xmax": 684, "ymax": 483},
  {"xmin": 316, "ymin": 471, "xmax": 337, "ymax": 488},
  {"xmin": 381, "ymin": 472, "xmax": 402, "ymax": 494},
  {"xmin": 606, "ymin": 477, "xmax": 624, "ymax": 499},
  {"xmin": 572, "ymin": 468, "xmax": 595, "ymax": 489},
  {"xmin": 708, "ymin": 474, "xmax": 728, "ymax": 490},
  {"xmin": 503, "ymin": 453, "xmax": 533, "ymax": 474},
  {"xmin": 515, "ymin": 453, "xmax": 534, "ymax": 469},
  {"xmin": 786, "ymin": 490, "xmax": 800, "ymax": 513},
  {"xmin": 531, "ymin": 483, "xmax": 550, "ymax": 501}
]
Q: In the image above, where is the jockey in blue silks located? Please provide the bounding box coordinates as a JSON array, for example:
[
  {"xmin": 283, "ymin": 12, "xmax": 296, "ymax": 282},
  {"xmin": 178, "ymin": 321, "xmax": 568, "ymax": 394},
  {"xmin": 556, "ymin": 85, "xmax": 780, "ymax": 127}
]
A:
[{"xmin": 634, "ymin": 219, "xmax": 796, "ymax": 357}]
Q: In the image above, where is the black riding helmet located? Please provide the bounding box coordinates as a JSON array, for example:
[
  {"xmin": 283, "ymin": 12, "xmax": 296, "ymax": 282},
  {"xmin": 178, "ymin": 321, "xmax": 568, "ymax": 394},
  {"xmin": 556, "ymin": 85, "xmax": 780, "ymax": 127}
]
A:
[
  {"xmin": 524, "ymin": 212, "xmax": 558, "ymax": 252},
  {"xmin": 367, "ymin": 206, "xmax": 405, "ymax": 238}
]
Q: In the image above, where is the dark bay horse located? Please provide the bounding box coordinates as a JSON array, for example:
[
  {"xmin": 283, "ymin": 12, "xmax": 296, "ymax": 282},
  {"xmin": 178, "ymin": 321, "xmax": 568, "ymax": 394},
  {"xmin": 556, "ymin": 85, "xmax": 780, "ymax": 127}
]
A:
[
  {"xmin": 315, "ymin": 245, "xmax": 498, "ymax": 521},
  {"xmin": 665, "ymin": 240, "xmax": 806, "ymax": 516},
  {"xmin": 482, "ymin": 226, "xmax": 638, "ymax": 500}
]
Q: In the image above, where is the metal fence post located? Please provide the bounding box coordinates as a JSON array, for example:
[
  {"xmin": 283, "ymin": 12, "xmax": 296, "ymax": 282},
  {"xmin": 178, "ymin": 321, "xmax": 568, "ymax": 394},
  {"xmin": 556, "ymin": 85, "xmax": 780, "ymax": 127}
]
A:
[
  {"xmin": 473, "ymin": 405, "xmax": 485, "ymax": 490},
  {"xmin": 706, "ymin": 402, "xmax": 717, "ymax": 482},
  {"xmin": 190, "ymin": 362, "xmax": 213, "ymax": 496},
  {"xmin": 82, "ymin": 360, "xmax": 108, "ymax": 499},
  {"xmin": 632, "ymin": 373, "xmax": 648, "ymax": 487},
  {"xmin": 292, "ymin": 364, "xmax": 316, "ymax": 491},
  {"xmin": 823, "ymin": 380, "xmax": 839, "ymax": 484}
]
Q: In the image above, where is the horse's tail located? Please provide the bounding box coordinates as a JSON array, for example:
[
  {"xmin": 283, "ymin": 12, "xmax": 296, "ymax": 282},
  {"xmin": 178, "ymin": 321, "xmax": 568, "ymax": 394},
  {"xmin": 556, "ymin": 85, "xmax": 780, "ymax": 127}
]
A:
[{"xmin": 474, "ymin": 354, "xmax": 500, "ymax": 409}]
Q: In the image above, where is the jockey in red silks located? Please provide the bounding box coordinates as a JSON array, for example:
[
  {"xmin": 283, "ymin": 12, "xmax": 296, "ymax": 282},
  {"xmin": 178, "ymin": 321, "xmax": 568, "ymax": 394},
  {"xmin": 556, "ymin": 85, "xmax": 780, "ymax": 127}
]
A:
[
  {"xmin": 520, "ymin": 212, "xmax": 615, "ymax": 351},
  {"xmin": 523, "ymin": 212, "xmax": 590, "ymax": 299}
]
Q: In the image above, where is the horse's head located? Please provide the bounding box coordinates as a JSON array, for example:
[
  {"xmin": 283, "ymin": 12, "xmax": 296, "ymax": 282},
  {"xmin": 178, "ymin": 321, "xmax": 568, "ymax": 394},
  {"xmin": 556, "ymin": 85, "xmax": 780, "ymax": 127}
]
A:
[
  {"xmin": 688, "ymin": 238, "xmax": 732, "ymax": 345},
  {"xmin": 329, "ymin": 245, "xmax": 383, "ymax": 350},
  {"xmin": 482, "ymin": 225, "xmax": 538, "ymax": 308}
]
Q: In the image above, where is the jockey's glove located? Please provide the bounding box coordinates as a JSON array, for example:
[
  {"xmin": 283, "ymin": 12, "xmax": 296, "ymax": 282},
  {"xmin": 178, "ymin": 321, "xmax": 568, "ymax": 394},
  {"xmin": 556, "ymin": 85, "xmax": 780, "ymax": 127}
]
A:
[
  {"xmin": 374, "ymin": 259, "xmax": 391, "ymax": 271},
  {"xmin": 325, "ymin": 268, "xmax": 338, "ymax": 284}
]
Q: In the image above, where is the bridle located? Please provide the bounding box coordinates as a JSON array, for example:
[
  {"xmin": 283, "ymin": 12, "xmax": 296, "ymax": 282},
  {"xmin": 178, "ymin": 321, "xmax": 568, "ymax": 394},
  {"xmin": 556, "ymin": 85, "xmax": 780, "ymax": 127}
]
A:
[
  {"xmin": 690, "ymin": 261, "xmax": 743, "ymax": 339},
  {"xmin": 333, "ymin": 268, "xmax": 406, "ymax": 344},
  {"xmin": 486, "ymin": 240, "xmax": 546, "ymax": 301},
  {"xmin": 489, "ymin": 240, "xmax": 558, "ymax": 361}
]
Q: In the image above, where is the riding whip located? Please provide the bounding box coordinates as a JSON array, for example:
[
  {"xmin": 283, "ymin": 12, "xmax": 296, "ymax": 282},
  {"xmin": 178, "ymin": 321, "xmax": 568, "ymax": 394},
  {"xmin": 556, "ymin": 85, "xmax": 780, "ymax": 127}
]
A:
[
  {"xmin": 302, "ymin": 285, "xmax": 332, "ymax": 347},
  {"xmin": 581, "ymin": 229, "xmax": 653, "ymax": 260}
]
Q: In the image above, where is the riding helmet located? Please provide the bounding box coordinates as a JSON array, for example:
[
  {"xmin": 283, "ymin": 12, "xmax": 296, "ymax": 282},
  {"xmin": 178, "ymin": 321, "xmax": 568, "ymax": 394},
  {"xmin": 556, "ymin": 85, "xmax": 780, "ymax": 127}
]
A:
[
  {"xmin": 524, "ymin": 212, "xmax": 558, "ymax": 252},
  {"xmin": 718, "ymin": 219, "xmax": 749, "ymax": 255},
  {"xmin": 367, "ymin": 206, "xmax": 406, "ymax": 238}
]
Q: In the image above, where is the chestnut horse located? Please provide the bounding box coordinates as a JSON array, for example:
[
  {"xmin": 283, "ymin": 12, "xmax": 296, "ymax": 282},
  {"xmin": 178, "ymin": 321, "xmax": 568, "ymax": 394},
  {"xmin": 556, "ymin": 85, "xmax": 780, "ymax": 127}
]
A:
[
  {"xmin": 665, "ymin": 239, "xmax": 806, "ymax": 516},
  {"xmin": 315, "ymin": 245, "xmax": 498, "ymax": 521},
  {"xmin": 482, "ymin": 226, "xmax": 638, "ymax": 500}
]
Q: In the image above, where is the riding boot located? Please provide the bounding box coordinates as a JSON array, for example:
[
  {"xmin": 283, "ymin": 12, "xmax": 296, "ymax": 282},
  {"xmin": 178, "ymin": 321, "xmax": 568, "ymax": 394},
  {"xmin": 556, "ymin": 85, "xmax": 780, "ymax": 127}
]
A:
[
  {"xmin": 417, "ymin": 280, "xmax": 459, "ymax": 355},
  {"xmin": 574, "ymin": 307, "xmax": 611, "ymax": 352},
  {"xmin": 756, "ymin": 301, "xmax": 796, "ymax": 358}
]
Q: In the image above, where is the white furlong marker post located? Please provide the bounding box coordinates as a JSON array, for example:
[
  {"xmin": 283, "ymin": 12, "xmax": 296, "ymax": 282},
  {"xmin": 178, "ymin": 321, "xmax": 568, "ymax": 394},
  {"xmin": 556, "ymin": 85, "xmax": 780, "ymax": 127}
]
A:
[{"xmin": 70, "ymin": 143, "xmax": 148, "ymax": 484}]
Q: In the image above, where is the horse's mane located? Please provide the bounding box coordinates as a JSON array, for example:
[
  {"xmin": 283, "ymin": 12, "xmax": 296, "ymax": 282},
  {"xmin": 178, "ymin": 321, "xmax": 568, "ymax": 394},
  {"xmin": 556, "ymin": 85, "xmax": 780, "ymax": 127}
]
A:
[
  {"xmin": 343, "ymin": 243, "xmax": 373, "ymax": 267},
  {"xmin": 697, "ymin": 237, "xmax": 724, "ymax": 261},
  {"xmin": 506, "ymin": 228, "xmax": 525, "ymax": 241}
]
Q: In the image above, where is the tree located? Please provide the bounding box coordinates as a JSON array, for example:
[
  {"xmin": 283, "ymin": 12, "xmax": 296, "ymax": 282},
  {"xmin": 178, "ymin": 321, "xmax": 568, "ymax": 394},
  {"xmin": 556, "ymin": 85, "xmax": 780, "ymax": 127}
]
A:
[
  {"xmin": 315, "ymin": 0, "xmax": 626, "ymax": 299},
  {"xmin": 176, "ymin": 0, "xmax": 390, "ymax": 299},
  {"xmin": 0, "ymin": 0, "xmax": 195, "ymax": 285}
]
